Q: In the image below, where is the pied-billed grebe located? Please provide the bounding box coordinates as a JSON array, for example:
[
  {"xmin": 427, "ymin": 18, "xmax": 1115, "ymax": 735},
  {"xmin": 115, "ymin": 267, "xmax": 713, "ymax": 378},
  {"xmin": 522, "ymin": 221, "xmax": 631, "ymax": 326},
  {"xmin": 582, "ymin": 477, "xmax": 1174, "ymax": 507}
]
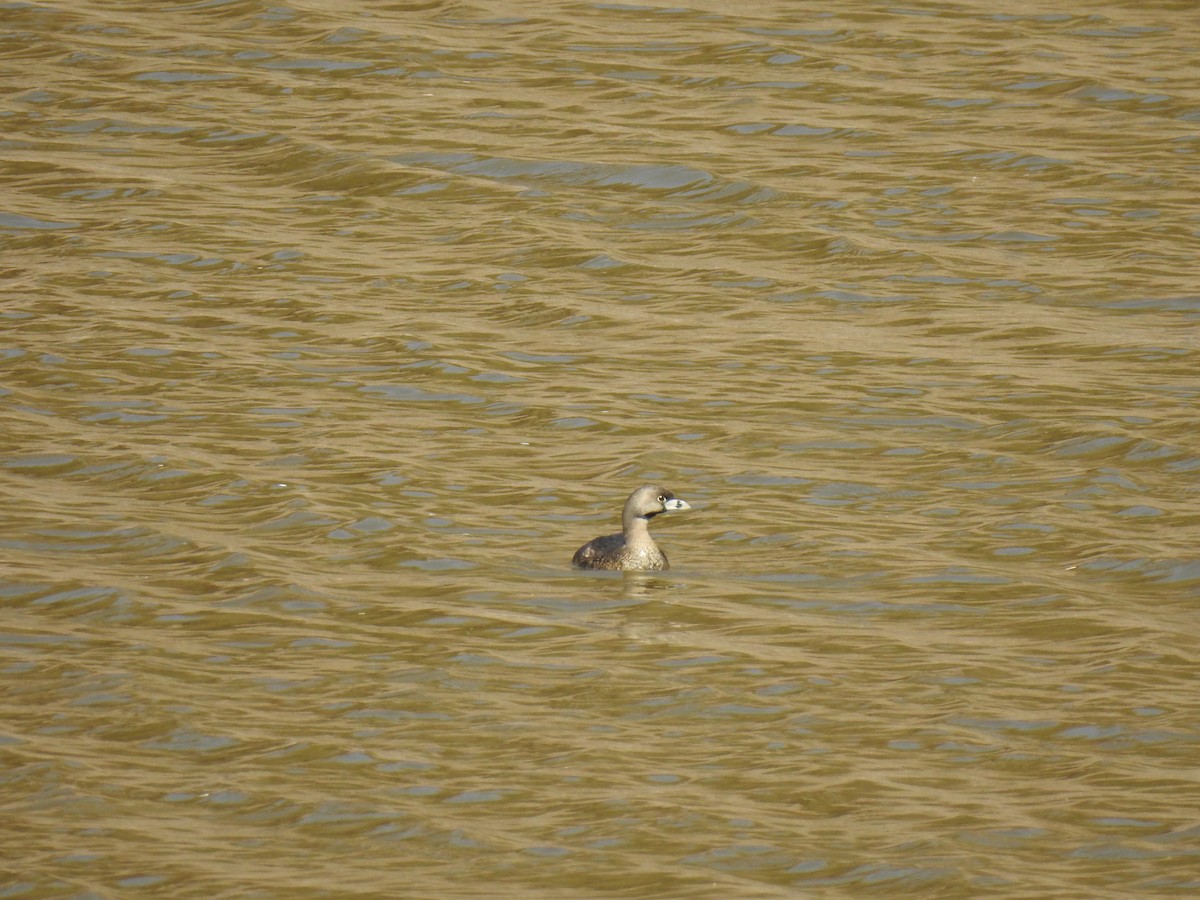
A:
[{"xmin": 571, "ymin": 485, "xmax": 691, "ymax": 571}]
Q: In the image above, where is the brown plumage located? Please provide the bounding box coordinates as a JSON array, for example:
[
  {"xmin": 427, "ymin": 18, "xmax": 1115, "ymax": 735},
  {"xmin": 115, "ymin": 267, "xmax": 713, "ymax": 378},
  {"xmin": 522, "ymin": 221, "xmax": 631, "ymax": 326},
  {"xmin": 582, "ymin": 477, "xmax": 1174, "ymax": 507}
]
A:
[{"xmin": 571, "ymin": 485, "xmax": 691, "ymax": 571}]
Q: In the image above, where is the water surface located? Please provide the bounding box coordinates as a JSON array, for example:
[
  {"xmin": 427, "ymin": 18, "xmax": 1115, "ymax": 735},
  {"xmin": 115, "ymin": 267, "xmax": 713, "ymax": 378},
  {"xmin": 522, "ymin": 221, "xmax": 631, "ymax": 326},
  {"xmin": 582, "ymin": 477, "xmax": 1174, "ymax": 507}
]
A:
[{"xmin": 2, "ymin": 0, "xmax": 1198, "ymax": 896}]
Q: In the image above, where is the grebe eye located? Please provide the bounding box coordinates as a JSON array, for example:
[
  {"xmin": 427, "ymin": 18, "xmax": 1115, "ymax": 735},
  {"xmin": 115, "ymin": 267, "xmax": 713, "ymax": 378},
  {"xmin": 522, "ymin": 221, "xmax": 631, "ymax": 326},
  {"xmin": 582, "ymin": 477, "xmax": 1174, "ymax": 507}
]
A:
[{"xmin": 657, "ymin": 495, "xmax": 665, "ymax": 502}]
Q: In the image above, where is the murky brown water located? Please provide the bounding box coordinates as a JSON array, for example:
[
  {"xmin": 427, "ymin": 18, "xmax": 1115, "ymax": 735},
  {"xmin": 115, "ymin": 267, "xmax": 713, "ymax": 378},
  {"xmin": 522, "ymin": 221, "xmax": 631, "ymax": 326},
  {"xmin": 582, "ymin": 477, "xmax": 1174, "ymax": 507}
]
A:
[{"xmin": 2, "ymin": 0, "xmax": 1198, "ymax": 896}]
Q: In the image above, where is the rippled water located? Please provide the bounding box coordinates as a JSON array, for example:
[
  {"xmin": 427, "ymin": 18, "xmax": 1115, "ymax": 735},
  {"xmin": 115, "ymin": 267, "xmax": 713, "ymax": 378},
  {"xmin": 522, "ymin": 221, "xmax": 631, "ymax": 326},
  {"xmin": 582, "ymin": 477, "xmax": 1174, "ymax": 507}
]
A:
[{"xmin": 2, "ymin": 1, "xmax": 1199, "ymax": 896}]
